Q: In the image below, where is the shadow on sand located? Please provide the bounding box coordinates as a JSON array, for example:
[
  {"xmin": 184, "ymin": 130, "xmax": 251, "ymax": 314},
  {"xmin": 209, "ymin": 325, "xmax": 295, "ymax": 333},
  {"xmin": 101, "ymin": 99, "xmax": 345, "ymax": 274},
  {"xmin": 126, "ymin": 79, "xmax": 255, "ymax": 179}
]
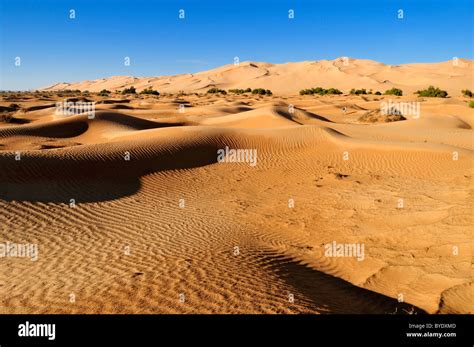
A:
[{"xmin": 259, "ymin": 252, "xmax": 426, "ymax": 314}]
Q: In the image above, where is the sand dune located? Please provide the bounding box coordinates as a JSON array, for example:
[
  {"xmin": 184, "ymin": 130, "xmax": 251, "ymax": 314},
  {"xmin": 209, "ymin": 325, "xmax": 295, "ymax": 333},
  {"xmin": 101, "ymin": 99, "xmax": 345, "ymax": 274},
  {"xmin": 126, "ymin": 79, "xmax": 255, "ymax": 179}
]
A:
[
  {"xmin": 41, "ymin": 58, "xmax": 474, "ymax": 96},
  {"xmin": 0, "ymin": 90, "xmax": 472, "ymax": 314}
]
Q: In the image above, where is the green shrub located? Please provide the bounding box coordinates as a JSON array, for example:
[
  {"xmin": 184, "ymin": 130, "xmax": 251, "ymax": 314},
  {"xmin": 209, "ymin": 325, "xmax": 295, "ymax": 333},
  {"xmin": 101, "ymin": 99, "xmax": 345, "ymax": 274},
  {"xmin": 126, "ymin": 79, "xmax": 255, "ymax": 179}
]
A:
[
  {"xmin": 469, "ymin": 100, "xmax": 474, "ymax": 108},
  {"xmin": 350, "ymin": 88, "xmax": 367, "ymax": 95},
  {"xmin": 229, "ymin": 89, "xmax": 242, "ymax": 94},
  {"xmin": 98, "ymin": 89, "xmax": 111, "ymax": 96},
  {"xmin": 207, "ymin": 87, "xmax": 227, "ymax": 94},
  {"xmin": 384, "ymin": 88, "xmax": 403, "ymax": 96},
  {"xmin": 251, "ymin": 88, "xmax": 271, "ymax": 95},
  {"xmin": 300, "ymin": 89, "xmax": 311, "ymax": 95},
  {"xmin": 299, "ymin": 87, "xmax": 342, "ymax": 96},
  {"xmin": 415, "ymin": 86, "xmax": 448, "ymax": 98},
  {"xmin": 325, "ymin": 88, "xmax": 342, "ymax": 95},
  {"xmin": 229, "ymin": 88, "xmax": 255, "ymax": 95},
  {"xmin": 462, "ymin": 89, "xmax": 473, "ymax": 98},
  {"xmin": 62, "ymin": 89, "xmax": 81, "ymax": 94},
  {"xmin": 140, "ymin": 87, "xmax": 160, "ymax": 95},
  {"xmin": 122, "ymin": 86, "xmax": 137, "ymax": 94}
]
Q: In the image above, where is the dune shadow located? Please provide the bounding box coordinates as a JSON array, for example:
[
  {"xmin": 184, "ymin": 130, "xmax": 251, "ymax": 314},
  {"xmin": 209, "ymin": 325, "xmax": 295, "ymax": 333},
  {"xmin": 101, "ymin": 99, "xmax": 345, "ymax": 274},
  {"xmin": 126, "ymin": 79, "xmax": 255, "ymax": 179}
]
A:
[
  {"xmin": 260, "ymin": 253, "xmax": 426, "ymax": 314},
  {"xmin": 0, "ymin": 111, "xmax": 185, "ymax": 140},
  {"xmin": 105, "ymin": 104, "xmax": 135, "ymax": 110},
  {"xmin": 97, "ymin": 99, "xmax": 131, "ymax": 104},
  {"xmin": 0, "ymin": 142, "xmax": 220, "ymax": 203},
  {"xmin": 0, "ymin": 116, "xmax": 31, "ymax": 125},
  {"xmin": 273, "ymin": 107, "xmax": 333, "ymax": 124},
  {"xmin": 0, "ymin": 120, "xmax": 89, "ymax": 138},
  {"xmin": 25, "ymin": 103, "xmax": 57, "ymax": 112},
  {"xmin": 0, "ymin": 177, "xmax": 141, "ymax": 203},
  {"xmin": 94, "ymin": 112, "xmax": 184, "ymax": 129},
  {"xmin": 216, "ymin": 106, "xmax": 254, "ymax": 113}
]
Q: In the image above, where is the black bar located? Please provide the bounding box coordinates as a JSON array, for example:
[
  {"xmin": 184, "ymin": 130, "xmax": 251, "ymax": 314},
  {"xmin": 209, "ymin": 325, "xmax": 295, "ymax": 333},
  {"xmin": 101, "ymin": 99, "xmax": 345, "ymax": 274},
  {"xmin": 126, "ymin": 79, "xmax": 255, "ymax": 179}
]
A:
[{"xmin": 0, "ymin": 314, "xmax": 471, "ymax": 346}]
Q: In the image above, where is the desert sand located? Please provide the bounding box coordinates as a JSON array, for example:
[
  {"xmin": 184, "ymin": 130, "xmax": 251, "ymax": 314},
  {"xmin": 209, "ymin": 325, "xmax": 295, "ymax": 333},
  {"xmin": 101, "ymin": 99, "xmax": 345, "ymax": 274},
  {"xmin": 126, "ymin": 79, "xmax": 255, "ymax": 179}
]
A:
[
  {"xmin": 42, "ymin": 58, "xmax": 474, "ymax": 97},
  {"xmin": 0, "ymin": 59, "xmax": 473, "ymax": 314}
]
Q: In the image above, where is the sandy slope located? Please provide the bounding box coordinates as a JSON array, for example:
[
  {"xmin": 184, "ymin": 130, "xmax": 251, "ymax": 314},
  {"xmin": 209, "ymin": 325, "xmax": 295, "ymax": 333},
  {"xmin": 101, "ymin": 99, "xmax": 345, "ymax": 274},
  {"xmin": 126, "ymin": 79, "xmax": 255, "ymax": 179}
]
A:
[
  {"xmin": 0, "ymin": 92, "xmax": 472, "ymax": 314},
  {"xmin": 41, "ymin": 58, "xmax": 474, "ymax": 96}
]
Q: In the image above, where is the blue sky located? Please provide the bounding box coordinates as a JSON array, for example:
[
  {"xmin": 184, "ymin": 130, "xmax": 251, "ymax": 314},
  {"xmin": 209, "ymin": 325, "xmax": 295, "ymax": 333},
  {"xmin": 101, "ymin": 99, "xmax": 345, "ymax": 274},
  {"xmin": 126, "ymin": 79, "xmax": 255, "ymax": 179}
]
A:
[{"xmin": 1, "ymin": 0, "xmax": 473, "ymax": 90}]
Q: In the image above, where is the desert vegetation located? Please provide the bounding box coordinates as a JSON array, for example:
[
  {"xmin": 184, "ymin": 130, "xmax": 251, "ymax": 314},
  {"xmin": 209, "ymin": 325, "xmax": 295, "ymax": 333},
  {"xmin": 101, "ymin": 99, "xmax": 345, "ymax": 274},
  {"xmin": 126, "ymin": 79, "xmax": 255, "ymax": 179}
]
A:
[
  {"xmin": 228, "ymin": 88, "xmax": 252, "ymax": 94},
  {"xmin": 251, "ymin": 88, "xmax": 272, "ymax": 95},
  {"xmin": 415, "ymin": 86, "xmax": 448, "ymax": 98},
  {"xmin": 384, "ymin": 88, "xmax": 403, "ymax": 96},
  {"xmin": 207, "ymin": 88, "xmax": 227, "ymax": 94},
  {"xmin": 462, "ymin": 89, "xmax": 473, "ymax": 98},
  {"xmin": 121, "ymin": 86, "xmax": 137, "ymax": 95},
  {"xmin": 300, "ymin": 87, "xmax": 343, "ymax": 96},
  {"xmin": 140, "ymin": 87, "xmax": 160, "ymax": 96},
  {"xmin": 350, "ymin": 88, "xmax": 368, "ymax": 95},
  {"xmin": 98, "ymin": 89, "xmax": 111, "ymax": 96}
]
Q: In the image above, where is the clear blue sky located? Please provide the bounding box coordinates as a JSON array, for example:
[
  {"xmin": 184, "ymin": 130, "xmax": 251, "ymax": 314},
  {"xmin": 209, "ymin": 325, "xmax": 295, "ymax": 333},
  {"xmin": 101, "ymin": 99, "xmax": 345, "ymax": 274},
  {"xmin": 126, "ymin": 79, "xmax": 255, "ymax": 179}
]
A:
[{"xmin": 1, "ymin": 0, "xmax": 473, "ymax": 90}]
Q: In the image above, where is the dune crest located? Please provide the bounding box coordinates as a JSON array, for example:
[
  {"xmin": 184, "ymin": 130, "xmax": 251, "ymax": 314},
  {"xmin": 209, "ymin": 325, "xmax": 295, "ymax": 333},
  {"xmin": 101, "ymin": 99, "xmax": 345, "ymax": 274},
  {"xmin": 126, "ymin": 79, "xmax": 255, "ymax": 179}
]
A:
[{"xmin": 41, "ymin": 58, "xmax": 474, "ymax": 96}]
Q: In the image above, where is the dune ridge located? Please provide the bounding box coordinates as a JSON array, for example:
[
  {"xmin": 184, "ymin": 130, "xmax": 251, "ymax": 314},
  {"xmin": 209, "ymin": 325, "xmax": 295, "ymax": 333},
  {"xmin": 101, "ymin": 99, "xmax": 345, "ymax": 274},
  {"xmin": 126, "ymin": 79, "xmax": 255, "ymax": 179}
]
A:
[{"xmin": 40, "ymin": 58, "xmax": 474, "ymax": 96}]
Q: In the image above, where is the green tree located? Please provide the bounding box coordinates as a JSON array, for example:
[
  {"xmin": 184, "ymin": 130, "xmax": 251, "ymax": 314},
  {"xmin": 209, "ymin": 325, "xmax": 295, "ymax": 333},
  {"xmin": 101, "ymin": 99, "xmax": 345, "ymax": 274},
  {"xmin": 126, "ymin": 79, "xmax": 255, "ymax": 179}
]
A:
[
  {"xmin": 122, "ymin": 86, "xmax": 137, "ymax": 94},
  {"xmin": 300, "ymin": 87, "xmax": 342, "ymax": 96},
  {"xmin": 350, "ymin": 88, "xmax": 367, "ymax": 95},
  {"xmin": 252, "ymin": 88, "xmax": 270, "ymax": 95},
  {"xmin": 98, "ymin": 89, "xmax": 111, "ymax": 96},
  {"xmin": 462, "ymin": 89, "xmax": 473, "ymax": 98},
  {"xmin": 140, "ymin": 87, "xmax": 160, "ymax": 95},
  {"xmin": 207, "ymin": 87, "xmax": 226, "ymax": 94},
  {"xmin": 384, "ymin": 88, "xmax": 403, "ymax": 96},
  {"xmin": 415, "ymin": 86, "xmax": 448, "ymax": 98}
]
